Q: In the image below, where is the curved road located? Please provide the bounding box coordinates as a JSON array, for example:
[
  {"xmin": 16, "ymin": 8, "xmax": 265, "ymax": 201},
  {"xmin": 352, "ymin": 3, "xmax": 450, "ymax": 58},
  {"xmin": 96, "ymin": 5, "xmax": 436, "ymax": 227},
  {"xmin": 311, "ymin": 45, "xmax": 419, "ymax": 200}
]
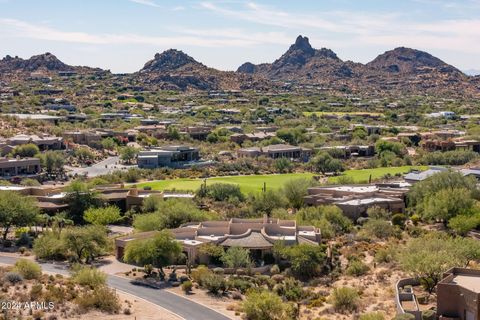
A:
[{"xmin": 0, "ymin": 256, "xmax": 230, "ymax": 320}]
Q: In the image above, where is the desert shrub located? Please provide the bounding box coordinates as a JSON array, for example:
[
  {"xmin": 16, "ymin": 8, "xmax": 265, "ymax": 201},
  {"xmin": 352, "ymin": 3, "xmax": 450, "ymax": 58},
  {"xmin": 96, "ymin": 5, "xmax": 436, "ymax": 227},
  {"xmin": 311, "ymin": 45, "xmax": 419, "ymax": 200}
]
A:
[
  {"xmin": 4, "ymin": 271, "xmax": 23, "ymax": 283},
  {"xmin": 346, "ymin": 260, "xmax": 369, "ymax": 276},
  {"xmin": 203, "ymin": 273, "xmax": 227, "ymax": 295},
  {"xmin": 191, "ymin": 265, "xmax": 211, "ymax": 286},
  {"xmin": 281, "ymin": 277, "xmax": 306, "ymax": 302},
  {"xmin": 30, "ymin": 283, "xmax": 43, "ymax": 300},
  {"xmin": 33, "ymin": 231, "xmax": 66, "ymax": 260},
  {"xmin": 196, "ymin": 183, "xmax": 245, "ymax": 202},
  {"xmin": 392, "ymin": 214, "xmax": 407, "ymax": 228},
  {"xmin": 228, "ymin": 278, "xmax": 253, "ymax": 294},
  {"xmin": 242, "ymin": 289, "xmax": 295, "ymax": 320},
  {"xmin": 72, "ymin": 266, "xmax": 107, "ymax": 289},
  {"xmin": 374, "ymin": 247, "xmax": 396, "ymax": 264},
  {"xmin": 14, "ymin": 259, "xmax": 42, "ymax": 280},
  {"xmin": 360, "ymin": 312, "xmax": 385, "ymax": 320},
  {"xmin": 76, "ymin": 286, "xmax": 120, "ymax": 313},
  {"xmin": 181, "ymin": 280, "xmax": 192, "ymax": 293},
  {"xmin": 360, "ymin": 219, "xmax": 396, "ymax": 239},
  {"xmin": 330, "ymin": 287, "xmax": 359, "ymax": 313}
]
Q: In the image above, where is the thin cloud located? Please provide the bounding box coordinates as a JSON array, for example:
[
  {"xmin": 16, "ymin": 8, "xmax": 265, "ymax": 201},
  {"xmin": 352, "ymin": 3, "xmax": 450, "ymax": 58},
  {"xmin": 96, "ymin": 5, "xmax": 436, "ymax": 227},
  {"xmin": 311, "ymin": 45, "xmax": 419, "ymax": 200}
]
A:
[
  {"xmin": 128, "ymin": 0, "xmax": 160, "ymax": 8},
  {"xmin": 0, "ymin": 18, "xmax": 287, "ymax": 48}
]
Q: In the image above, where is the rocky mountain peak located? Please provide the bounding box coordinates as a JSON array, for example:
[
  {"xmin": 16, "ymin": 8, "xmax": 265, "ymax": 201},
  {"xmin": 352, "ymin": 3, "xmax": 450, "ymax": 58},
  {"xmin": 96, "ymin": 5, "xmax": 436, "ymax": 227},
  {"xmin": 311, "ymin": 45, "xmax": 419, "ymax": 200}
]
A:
[
  {"xmin": 367, "ymin": 47, "xmax": 461, "ymax": 74},
  {"xmin": 292, "ymin": 35, "xmax": 314, "ymax": 54},
  {"xmin": 141, "ymin": 49, "xmax": 201, "ymax": 73}
]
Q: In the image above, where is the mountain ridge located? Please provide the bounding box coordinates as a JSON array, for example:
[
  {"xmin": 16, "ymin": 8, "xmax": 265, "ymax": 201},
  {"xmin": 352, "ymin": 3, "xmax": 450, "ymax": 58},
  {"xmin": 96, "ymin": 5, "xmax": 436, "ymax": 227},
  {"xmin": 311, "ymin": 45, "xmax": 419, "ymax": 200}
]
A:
[{"xmin": 1, "ymin": 35, "xmax": 478, "ymax": 95}]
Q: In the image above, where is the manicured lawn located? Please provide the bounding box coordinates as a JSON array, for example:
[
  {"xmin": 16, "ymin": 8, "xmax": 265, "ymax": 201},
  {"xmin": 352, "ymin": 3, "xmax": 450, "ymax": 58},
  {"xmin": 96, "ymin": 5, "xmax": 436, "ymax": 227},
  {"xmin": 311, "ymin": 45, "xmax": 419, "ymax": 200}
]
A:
[
  {"xmin": 134, "ymin": 166, "xmax": 426, "ymax": 194},
  {"xmin": 327, "ymin": 166, "xmax": 427, "ymax": 184}
]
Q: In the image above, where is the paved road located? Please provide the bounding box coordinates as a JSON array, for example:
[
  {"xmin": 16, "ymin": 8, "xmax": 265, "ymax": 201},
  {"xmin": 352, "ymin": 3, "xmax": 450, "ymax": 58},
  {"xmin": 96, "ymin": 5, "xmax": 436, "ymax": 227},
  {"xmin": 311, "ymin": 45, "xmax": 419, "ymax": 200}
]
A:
[
  {"xmin": 66, "ymin": 156, "xmax": 137, "ymax": 178},
  {"xmin": 0, "ymin": 256, "xmax": 230, "ymax": 320}
]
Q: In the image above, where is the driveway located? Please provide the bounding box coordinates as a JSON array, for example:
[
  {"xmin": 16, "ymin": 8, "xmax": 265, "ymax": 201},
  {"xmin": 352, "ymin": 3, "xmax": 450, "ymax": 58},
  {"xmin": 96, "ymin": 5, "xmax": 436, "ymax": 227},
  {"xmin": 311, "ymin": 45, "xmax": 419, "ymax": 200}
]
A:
[
  {"xmin": 66, "ymin": 156, "xmax": 137, "ymax": 178},
  {"xmin": 0, "ymin": 255, "xmax": 230, "ymax": 320}
]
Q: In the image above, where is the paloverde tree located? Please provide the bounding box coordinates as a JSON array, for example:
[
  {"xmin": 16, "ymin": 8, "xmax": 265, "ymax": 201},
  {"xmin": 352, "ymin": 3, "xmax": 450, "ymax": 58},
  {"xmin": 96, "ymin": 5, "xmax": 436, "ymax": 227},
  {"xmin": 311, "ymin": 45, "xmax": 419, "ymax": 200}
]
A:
[
  {"xmin": 84, "ymin": 205, "xmax": 121, "ymax": 226},
  {"xmin": 400, "ymin": 234, "xmax": 480, "ymax": 293},
  {"xmin": 276, "ymin": 244, "xmax": 327, "ymax": 280},
  {"xmin": 123, "ymin": 230, "xmax": 182, "ymax": 279},
  {"xmin": 39, "ymin": 150, "xmax": 65, "ymax": 177},
  {"xmin": 408, "ymin": 171, "xmax": 479, "ymax": 223},
  {"xmin": 119, "ymin": 146, "xmax": 138, "ymax": 164},
  {"xmin": 282, "ymin": 178, "xmax": 316, "ymax": 210},
  {"xmin": 0, "ymin": 191, "xmax": 39, "ymax": 242},
  {"xmin": 221, "ymin": 246, "xmax": 252, "ymax": 269},
  {"xmin": 62, "ymin": 225, "xmax": 109, "ymax": 264}
]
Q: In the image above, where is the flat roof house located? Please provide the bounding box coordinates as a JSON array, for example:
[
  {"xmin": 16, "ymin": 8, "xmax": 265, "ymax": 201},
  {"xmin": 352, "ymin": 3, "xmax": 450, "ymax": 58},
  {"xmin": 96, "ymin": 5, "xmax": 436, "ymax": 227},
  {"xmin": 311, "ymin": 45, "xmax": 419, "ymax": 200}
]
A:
[
  {"xmin": 304, "ymin": 183, "xmax": 408, "ymax": 220},
  {"xmin": 437, "ymin": 267, "xmax": 480, "ymax": 320},
  {"xmin": 237, "ymin": 144, "xmax": 312, "ymax": 162},
  {"xmin": 0, "ymin": 157, "xmax": 41, "ymax": 177},
  {"xmin": 2, "ymin": 134, "xmax": 64, "ymax": 151},
  {"xmin": 137, "ymin": 146, "xmax": 200, "ymax": 169}
]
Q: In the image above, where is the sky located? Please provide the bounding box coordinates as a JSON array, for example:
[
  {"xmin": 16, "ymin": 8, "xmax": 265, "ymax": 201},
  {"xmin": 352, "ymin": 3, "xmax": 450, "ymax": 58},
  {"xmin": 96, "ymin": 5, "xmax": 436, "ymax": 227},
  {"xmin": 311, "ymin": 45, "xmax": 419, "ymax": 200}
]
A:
[{"xmin": 1, "ymin": 0, "xmax": 480, "ymax": 74}]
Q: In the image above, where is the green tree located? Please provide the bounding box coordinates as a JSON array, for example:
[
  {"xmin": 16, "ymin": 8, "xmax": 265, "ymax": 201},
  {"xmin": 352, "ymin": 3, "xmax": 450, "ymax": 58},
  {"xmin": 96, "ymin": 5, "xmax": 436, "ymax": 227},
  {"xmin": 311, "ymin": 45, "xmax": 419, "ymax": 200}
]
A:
[
  {"xmin": 119, "ymin": 146, "xmax": 138, "ymax": 164},
  {"xmin": 74, "ymin": 147, "xmax": 95, "ymax": 164},
  {"xmin": 65, "ymin": 180, "xmax": 103, "ymax": 224},
  {"xmin": 400, "ymin": 234, "xmax": 480, "ymax": 293},
  {"xmin": 196, "ymin": 183, "xmax": 245, "ymax": 202},
  {"xmin": 311, "ymin": 152, "xmax": 344, "ymax": 174},
  {"xmin": 0, "ymin": 191, "xmax": 39, "ymax": 241},
  {"xmin": 84, "ymin": 205, "xmax": 121, "ymax": 226},
  {"xmin": 282, "ymin": 178, "xmax": 315, "ymax": 210},
  {"xmin": 375, "ymin": 140, "xmax": 405, "ymax": 157},
  {"xmin": 274, "ymin": 158, "xmax": 293, "ymax": 173},
  {"xmin": 221, "ymin": 246, "xmax": 252, "ymax": 269},
  {"xmin": 101, "ymin": 138, "xmax": 117, "ymax": 151},
  {"xmin": 296, "ymin": 205, "xmax": 352, "ymax": 237},
  {"xmin": 360, "ymin": 219, "xmax": 396, "ymax": 240},
  {"xmin": 198, "ymin": 243, "xmax": 224, "ymax": 265},
  {"xmin": 249, "ymin": 190, "xmax": 288, "ymax": 216},
  {"xmin": 278, "ymin": 244, "xmax": 326, "ymax": 279},
  {"xmin": 11, "ymin": 143, "xmax": 40, "ymax": 157},
  {"xmin": 408, "ymin": 171, "xmax": 478, "ymax": 215},
  {"xmin": 39, "ymin": 150, "xmax": 65, "ymax": 176},
  {"xmin": 448, "ymin": 212, "xmax": 480, "ymax": 235},
  {"xmin": 62, "ymin": 225, "xmax": 109, "ymax": 263},
  {"xmin": 421, "ymin": 187, "xmax": 475, "ymax": 222},
  {"xmin": 133, "ymin": 199, "xmax": 217, "ymax": 231},
  {"xmin": 124, "ymin": 230, "xmax": 182, "ymax": 278}
]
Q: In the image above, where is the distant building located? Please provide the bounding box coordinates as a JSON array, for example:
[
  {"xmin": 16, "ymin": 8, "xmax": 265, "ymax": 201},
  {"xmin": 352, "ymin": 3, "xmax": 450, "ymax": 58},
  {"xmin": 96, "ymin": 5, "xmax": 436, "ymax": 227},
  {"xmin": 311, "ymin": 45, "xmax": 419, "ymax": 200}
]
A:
[
  {"xmin": 237, "ymin": 144, "xmax": 312, "ymax": 161},
  {"xmin": 1, "ymin": 134, "xmax": 63, "ymax": 151},
  {"xmin": 304, "ymin": 184, "xmax": 408, "ymax": 220},
  {"xmin": 0, "ymin": 157, "xmax": 41, "ymax": 177},
  {"xmin": 230, "ymin": 132, "xmax": 276, "ymax": 144},
  {"xmin": 426, "ymin": 111, "xmax": 456, "ymax": 119},
  {"xmin": 319, "ymin": 145, "xmax": 375, "ymax": 158},
  {"xmin": 137, "ymin": 146, "xmax": 201, "ymax": 169},
  {"xmin": 180, "ymin": 126, "xmax": 212, "ymax": 140}
]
